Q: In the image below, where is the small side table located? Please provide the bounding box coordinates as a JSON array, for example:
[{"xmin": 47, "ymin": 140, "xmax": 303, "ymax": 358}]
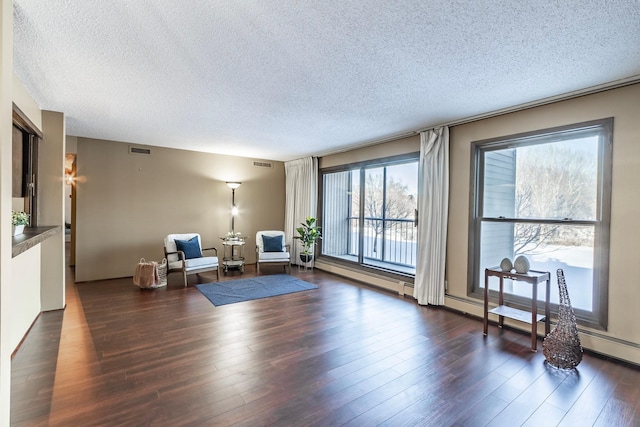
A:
[
  {"xmin": 220, "ymin": 237, "xmax": 246, "ymax": 274},
  {"xmin": 483, "ymin": 267, "xmax": 551, "ymax": 351}
]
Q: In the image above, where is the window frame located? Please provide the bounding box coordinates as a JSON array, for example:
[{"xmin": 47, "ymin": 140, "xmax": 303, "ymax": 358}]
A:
[
  {"xmin": 318, "ymin": 152, "xmax": 419, "ymax": 279},
  {"xmin": 467, "ymin": 118, "xmax": 613, "ymax": 330},
  {"xmin": 13, "ymin": 103, "xmax": 41, "ymax": 226}
]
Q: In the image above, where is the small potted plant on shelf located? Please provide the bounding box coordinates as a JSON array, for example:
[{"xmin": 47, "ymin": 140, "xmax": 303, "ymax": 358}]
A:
[
  {"xmin": 12, "ymin": 210, "xmax": 29, "ymax": 236},
  {"xmin": 226, "ymin": 231, "xmax": 242, "ymax": 241},
  {"xmin": 294, "ymin": 216, "xmax": 321, "ymax": 263}
]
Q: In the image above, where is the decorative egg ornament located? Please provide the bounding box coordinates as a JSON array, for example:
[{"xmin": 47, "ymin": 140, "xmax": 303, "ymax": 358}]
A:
[
  {"xmin": 514, "ymin": 255, "xmax": 530, "ymax": 274},
  {"xmin": 500, "ymin": 258, "xmax": 513, "ymax": 272}
]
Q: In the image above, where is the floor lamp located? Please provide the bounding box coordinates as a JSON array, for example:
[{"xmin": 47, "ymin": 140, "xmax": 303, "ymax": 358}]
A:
[{"xmin": 226, "ymin": 182, "xmax": 241, "ymax": 234}]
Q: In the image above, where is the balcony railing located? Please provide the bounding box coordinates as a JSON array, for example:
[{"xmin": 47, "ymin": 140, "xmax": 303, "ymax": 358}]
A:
[{"xmin": 348, "ymin": 216, "xmax": 417, "ymax": 268}]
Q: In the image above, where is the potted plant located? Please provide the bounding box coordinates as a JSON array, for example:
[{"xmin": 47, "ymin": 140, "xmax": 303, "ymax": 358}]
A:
[
  {"xmin": 226, "ymin": 231, "xmax": 242, "ymax": 241},
  {"xmin": 12, "ymin": 210, "xmax": 29, "ymax": 236},
  {"xmin": 294, "ymin": 216, "xmax": 321, "ymax": 263}
]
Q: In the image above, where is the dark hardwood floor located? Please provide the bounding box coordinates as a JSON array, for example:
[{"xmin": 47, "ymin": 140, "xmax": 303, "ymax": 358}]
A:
[{"xmin": 11, "ymin": 252, "xmax": 640, "ymax": 426}]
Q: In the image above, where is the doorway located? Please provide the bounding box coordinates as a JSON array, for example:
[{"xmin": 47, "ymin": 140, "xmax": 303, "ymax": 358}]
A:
[{"xmin": 64, "ymin": 153, "xmax": 76, "ymax": 266}]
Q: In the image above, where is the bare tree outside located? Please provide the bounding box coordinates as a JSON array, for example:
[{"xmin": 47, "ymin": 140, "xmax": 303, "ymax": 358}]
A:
[
  {"xmin": 514, "ymin": 142, "xmax": 597, "ymax": 255},
  {"xmin": 353, "ymin": 169, "xmax": 416, "ymax": 257}
]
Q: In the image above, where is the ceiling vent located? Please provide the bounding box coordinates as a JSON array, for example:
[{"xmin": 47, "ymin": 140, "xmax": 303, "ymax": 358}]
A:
[
  {"xmin": 129, "ymin": 146, "xmax": 151, "ymax": 155},
  {"xmin": 253, "ymin": 160, "xmax": 273, "ymax": 168}
]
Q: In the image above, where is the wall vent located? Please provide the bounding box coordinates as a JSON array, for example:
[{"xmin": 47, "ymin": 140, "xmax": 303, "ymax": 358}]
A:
[
  {"xmin": 253, "ymin": 160, "xmax": 273, "ymax": 168},
  {"xmin": 129, "ymin": 146, "xmax": 151, "ymax": 155}
]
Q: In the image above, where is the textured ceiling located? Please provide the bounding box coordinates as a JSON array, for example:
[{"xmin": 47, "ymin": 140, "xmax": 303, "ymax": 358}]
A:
[{"xmin": 13, "ymin": 1, "xmax": 640, "ymax": 161}]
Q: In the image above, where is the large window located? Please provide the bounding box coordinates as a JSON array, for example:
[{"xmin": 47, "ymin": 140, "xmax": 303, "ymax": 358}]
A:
[
  {"xmin": 321, "ymin": 155, "xmax": 419, "ymax": 276},
  {"xmin": 470, "ymin": 118, "xmax": 613, "ymax": 329}
]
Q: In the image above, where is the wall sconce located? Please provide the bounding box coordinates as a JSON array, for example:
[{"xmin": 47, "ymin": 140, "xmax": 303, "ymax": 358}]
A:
[
  {"xmin": 64, "ymin": 173, "xmax": 74, "ymax": 185},
  {"xmin": 226, "ymin": 182, "xmax": 241, "ymax": 233}
]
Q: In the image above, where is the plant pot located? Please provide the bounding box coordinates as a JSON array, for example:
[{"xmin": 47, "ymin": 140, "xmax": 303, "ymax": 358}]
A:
[
  {"xmin": 12, "ymin": 224, "xmax": 25, "ymax": 236},
  {"xmin": 300, "ymin": 253, "xmax": 314, "ymax": 263}
]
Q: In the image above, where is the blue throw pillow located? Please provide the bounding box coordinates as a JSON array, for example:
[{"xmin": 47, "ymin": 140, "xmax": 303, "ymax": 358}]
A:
[
  {"xmin": 262, "ymin": 234, "xmax": 283, "ymax": 252},
  {"xmin": 175, "ymin": 236, "xmax": 202, "ymax": 259}
]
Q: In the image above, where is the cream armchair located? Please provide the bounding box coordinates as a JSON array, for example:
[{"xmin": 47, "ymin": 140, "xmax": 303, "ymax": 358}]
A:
[
  {"xmin": 164, "ymin": 233, "xmax": 219, "ymax": 287},
  {"xmin": 255, "ymin": 230, "xmax": 290, "ymax": 275}
]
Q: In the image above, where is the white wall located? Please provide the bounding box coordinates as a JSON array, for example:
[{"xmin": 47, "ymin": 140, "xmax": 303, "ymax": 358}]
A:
[
  {"xmin": 0, "ymin": 0, "xmax": 13, "ymax": 422},
  {"xmin": 12, "ymin": 72, "xmax": 41, "ymax": 130},
  {"xmin": 10, "ymin": 245, "xmax": 41, "ymax": 349}
]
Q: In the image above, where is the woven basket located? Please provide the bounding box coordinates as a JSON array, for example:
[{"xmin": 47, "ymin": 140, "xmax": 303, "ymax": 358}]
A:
[
  {"xmin": 157, "ymin": 258, "xmax": 167, "ymax": 288},
  {"xmin": 543, "ymin": 269, "xmax": 582, "ymax": 369},
  {"xmin": 134, "ymin": 258, "xmax": 168, "ymax": 289}
]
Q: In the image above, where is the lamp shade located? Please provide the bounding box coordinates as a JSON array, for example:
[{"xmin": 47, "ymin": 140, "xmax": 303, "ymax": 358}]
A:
[{"xmin": 226, "ymin": 182, "xmax": 241, "ymax": 189}]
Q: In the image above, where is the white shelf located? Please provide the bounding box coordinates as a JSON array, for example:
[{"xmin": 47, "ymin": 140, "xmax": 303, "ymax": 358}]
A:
[{"xmin": 489, "ymin": 305, "xmax": 545, "ymax": 324}]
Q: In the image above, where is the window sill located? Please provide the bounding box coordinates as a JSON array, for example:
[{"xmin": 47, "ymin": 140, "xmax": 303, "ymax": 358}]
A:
[
  {"xmin": 12, "ymin": 226, "xmax": 61, "ymax": 258},
  {"xmin": 317, "ymin": 255, "xmax": 415, "ymax": 283}
]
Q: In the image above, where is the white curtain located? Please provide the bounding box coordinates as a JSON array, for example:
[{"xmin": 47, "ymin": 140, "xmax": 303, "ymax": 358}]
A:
[
  {"xmin": 414, "ymin": 127, "xmax": 449, "ymax": 305},
  {"xmin": 285, "ymin": 157, "xmax": 318, "ymax": 263}
]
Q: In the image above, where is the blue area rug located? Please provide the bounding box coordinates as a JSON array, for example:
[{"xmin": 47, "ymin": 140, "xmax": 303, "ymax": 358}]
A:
[{"xmin": 196, "ymin": 274, "xmax": 318, "ymax": 306}]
